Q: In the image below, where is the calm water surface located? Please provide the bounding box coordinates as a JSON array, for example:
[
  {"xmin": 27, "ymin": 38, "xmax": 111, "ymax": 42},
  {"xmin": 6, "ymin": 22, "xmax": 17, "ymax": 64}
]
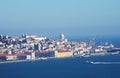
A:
[{"xmin": 0, "ymin": 55, "xmax": 120, "ymax": 78}]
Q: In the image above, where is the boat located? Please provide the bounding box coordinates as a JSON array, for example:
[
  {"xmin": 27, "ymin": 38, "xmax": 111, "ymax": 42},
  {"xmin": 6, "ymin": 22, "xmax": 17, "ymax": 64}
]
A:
[
  {"xmin": 85, "ymin": 61, "xmax": 120, "ymax": 64},
  {"xmin": 85, "ymin": 60, "xmax": 94, "ymax": 64}
]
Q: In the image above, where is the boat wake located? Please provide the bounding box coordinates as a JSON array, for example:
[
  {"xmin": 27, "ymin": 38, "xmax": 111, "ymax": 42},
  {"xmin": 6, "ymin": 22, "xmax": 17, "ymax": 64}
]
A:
[{"xmin": 86, "ymin": 61, "xmax": 120, "ymax": 64}]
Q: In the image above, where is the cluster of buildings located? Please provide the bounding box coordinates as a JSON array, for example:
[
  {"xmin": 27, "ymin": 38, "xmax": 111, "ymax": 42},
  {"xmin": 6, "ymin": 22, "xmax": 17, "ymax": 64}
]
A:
[{"xmin": 0, "ymin": 33, "xmax": 119, "ymax": 62}]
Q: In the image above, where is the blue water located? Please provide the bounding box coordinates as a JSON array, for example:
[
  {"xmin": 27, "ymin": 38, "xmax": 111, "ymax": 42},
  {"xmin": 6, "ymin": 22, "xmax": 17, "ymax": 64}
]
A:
[{"xmin": 0, "ymin": 55, "xmax": 120, "ymax": 78}]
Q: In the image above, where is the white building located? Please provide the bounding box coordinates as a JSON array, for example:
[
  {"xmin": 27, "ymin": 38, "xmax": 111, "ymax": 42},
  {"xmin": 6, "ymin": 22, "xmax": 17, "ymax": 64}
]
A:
[
  {"xmin": 6, "ymin": 55, "xmax": 17, "ymax": 61},
  {"xmin": 31, "ymin": 52, "xmax": 35, "ymax": 60}
]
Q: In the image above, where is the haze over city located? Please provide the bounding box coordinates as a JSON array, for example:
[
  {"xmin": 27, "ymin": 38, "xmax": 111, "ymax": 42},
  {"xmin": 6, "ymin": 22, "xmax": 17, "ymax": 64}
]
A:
[{"xmin": 0, "ymin": 0, "xmax": 120, "ymax": 38}]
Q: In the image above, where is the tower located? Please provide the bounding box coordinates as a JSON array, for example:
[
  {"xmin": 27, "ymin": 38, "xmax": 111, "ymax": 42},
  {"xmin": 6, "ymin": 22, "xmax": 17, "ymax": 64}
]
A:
[
  {"xmin": 60, "ymin": 33, "xmax": 65, "ymax": 41},
  {"xmin": 31, "ymin": 52, "xmax": 35, "ymax": 60}
]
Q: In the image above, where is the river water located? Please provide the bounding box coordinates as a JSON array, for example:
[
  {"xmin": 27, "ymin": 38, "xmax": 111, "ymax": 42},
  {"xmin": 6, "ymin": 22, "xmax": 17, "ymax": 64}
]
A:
[{"xmin": 0, "ymin": 54, "xmax": 120, "ymax": 78}]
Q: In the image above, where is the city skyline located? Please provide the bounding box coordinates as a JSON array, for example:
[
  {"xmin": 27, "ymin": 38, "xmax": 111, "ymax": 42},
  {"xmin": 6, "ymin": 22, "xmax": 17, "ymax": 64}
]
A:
[{"xmin": 0, "ymin": 0, "xmax": 120, "ymax": 37}]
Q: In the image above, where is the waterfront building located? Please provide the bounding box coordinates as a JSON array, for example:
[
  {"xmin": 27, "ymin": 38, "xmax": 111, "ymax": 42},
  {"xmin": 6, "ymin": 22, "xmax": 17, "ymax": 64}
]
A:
[
  {"xmin": 35, "ymin": 51, "xmax": 53, "ymax": 57},
  {"xmin": 6, "ymin": 54, "xmax": 17, "ymax": 61},
  {"xmin": 1, "ymin": 52, "xmax": 28, "ymax": 61},
  {"xmin": 0, "ymin": 54, "xmax": 6, "ymax": 61},
  {"xmin": 26, "ymin": 55, "xmax": 31, "ymax": 60},
  {"xmin": 16, "ymin": 53, "xmax": 27, "ymax": 60},
  {"xmin": 55, "ymin": 50, "xmax": 73, "ymax": 58},
  {"xmin": 31, "ymin": 52, "xmax": 35, "ymax": 60}
]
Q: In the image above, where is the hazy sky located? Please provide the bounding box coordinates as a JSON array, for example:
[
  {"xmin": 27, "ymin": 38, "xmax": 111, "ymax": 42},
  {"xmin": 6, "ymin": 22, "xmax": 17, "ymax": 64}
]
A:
[{"xmin": 0, "ymin": 0, "xmax": 120, "ymax": 38}]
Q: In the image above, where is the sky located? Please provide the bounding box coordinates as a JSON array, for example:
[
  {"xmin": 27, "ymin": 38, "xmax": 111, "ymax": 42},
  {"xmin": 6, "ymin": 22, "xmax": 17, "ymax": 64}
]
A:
[{"xmin": 0, "ymin": 0, "xmax": 120, "ymax": 38}]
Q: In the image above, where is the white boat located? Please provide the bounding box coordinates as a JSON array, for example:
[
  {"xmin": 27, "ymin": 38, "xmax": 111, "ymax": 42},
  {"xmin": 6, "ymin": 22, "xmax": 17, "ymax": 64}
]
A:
[{"xmin": 86, "ymin": 61, "xmax": 120, "ymax": 64}]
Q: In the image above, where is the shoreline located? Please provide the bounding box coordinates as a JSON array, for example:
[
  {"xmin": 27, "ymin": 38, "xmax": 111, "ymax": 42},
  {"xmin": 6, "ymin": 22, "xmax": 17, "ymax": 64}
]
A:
[
  {"xmin": 0, "ymin": 53, "xmax": 119, "ymax": 64},
  {"xmin": 0, "ymin": 57, "xmax": 50, "ymax": 64}
]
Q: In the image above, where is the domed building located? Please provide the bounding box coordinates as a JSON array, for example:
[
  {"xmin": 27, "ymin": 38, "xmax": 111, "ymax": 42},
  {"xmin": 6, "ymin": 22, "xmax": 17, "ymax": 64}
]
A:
[{"xmin": 60, "ymin": 33, "xmax": 67, "ymax": 43}]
